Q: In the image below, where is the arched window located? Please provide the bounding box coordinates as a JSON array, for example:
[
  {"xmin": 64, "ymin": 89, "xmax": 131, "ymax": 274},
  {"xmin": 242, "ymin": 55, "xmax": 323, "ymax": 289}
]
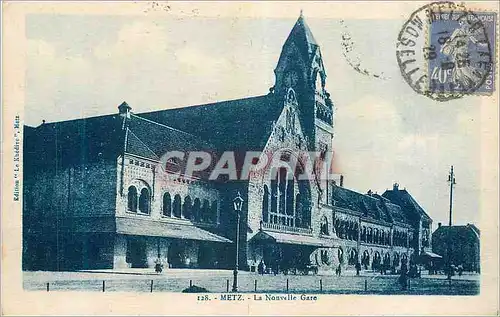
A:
[
  {"xmin": 202, "ymin": 199, "xmax": 210, "ymax": 223},
  {"xmin": 162, "ymin": 192, "xmax": 171, "ymax": 217},
  {"xmin": 349, "ymin": 222, "xmax": 354, "ymax": 240},
  {"xmin": 127, "ymin": 186, "xmax": 138, "ymax": 212},
  {"xmin": 401, "ymin": 253, "xmax": 408, "ymax": 267},
  {"xmin": 295, "ymin": 193, "xmax": 302, "ymax": 227},
  {"xmin": 321, "ymin": 250, "xmax": 330, "ymax": 265},
  {"xmin": 315, "ymin": 71, "xmax": 323, "ymax": 91},
  {"xmin": 383, "ymin": 253, "xmax": 391, "ymax": 267},
  {"xmin": 340, "ymin": 221, "xmax": 346, "ymax": 239},
  {"xmin": 270, "ymin": 169, "xmax": 278, "ymax": 218},
  {"xmin": 193, "ymin": 198, "xmax": 201, "ymax": 222},
  {"xmin": 138, "ymin": 188, "xmax": 150, "ymax": 214},
  {"xmin": 374, "ymin": 228, "xmax": 379, "ymax": 244},
  {"xmin": 278, "ymin": 168, "xmax": 287, "ymax": 215},
  {"xmin": 183, "ymin": 196, "xmax": 192, "ymax": 219},
  {"xmin": 381, "ymin": 231, "xmax": 386, "ymax": 245},
  {"xmin": 362, "ymin": 250, "xmax": 370, "ymax": 268},
  {"xmin": 320, "ymin": 216, "xmax": 329, "ymax": 235},
  {"xmin": 211, "ymin": 201, "xmax": 218, "ymax": 223},
  {"xmin": 262, "ymin": 185, "xmax": 269, "ymax": 223},
  {"xmin": 348, "ymin": 249, "xmax": 358, "ymax": 265},
  {"xmin": 373, "ymin": 251, "xmax": 381, "ymax": 269},
  {"xmin": 338, "ymin": 247, "xmax": 344, "ymax": 264},
  {"xmin": 286, "ymin": 171, "xmax": 294, "ymax": 217},
  {"xmin": 361, "ymin": 226, "xmax": 366, "ymax": 242},
  {"xmin": 393, "ymin": 253, "xmax": 400, "ymax": 267},
  {"xmin": 173, "ymin": 195, "xmax": 182, "ymax": 218}
]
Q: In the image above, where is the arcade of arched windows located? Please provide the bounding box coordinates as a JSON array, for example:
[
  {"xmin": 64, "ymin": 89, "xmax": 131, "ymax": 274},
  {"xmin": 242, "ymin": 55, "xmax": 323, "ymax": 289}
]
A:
[
  {"xmin": 127, "ymin": 185, "xmax": 151, "ymax": 215},
  {"xmin": 360, "ymin": 225, "xmax": 392, "ymax": 246},
  {"xmin": 393, "ymin": 230, "xmax": 409, "ymax": 247},
  {"xmin": 161, "ymin": 192, "xmax": 218, "ymax": 224},
  {"xmin": 262, "ymin": 167, "xmax": 312, "ymax": 229},
  {"xmin": 333, "ymin": 218, "xmax": 359, "ymax": 240}
]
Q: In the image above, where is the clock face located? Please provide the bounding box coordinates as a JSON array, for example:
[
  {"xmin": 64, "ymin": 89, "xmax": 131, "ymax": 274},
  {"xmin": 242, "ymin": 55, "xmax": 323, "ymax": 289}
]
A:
[{"xmin": 285, "ymin": 70, "xmax": 299, "ymax": 88}]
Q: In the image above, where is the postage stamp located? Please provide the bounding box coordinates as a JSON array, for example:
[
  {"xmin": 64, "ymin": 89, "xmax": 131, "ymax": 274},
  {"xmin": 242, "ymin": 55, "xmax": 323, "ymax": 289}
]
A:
[
  {"xmin": 427, "ymin": 8, "xmax": 496, "ymax": 95},
  {"xmin": 2, "ymin": 1, "xmax": 499, "ymax": 316},
  {"xmin": 396, "ymin": 1, "xmax": 496, "ymax": 101}
]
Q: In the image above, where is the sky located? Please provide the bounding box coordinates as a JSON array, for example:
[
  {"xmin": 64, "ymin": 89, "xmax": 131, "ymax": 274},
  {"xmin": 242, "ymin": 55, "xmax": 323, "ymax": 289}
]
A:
[{"xmin": 24, "ymin": 10, "xmax": 487, "ymax": 229}]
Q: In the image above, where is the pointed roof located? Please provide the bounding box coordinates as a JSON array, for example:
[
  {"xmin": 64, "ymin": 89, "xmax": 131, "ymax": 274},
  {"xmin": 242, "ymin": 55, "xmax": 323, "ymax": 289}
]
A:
[
  {"xmin": 382, "ymin": 187, "xmax": 432, "ymax": 222},
  {"xmin": 287, "ymin": 13, "xmax": 318, "ymax": 47},
  {"xmin": 275, "ymin": 13, "xmax": 324, "ymax": 79}
]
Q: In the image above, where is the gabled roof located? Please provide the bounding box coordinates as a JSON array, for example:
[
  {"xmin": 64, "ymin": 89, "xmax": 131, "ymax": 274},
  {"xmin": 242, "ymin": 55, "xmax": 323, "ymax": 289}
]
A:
[
  {"xmin": 382, "ymin": 188, "xmax": 432, "ymax": 222},
  {"xmin": 24, "ymin": 114, "xmax": 125, "ymax": 171},
  {"xmin": 138, "ymin": 93, "xmax": 283, "ymax": 151},
  {"xmin": 331, "ymin": 185, "xmax": 409, "ymax": 225},
  {"xmin": 433, "ymin": 224, "xmax": 480, "ymax": 241},
  {"xmin": 126, "ymin": 114, "xmax": 214, "ymax": 160},
  {"xmin": 24, "ymin": 92, "xmax": 284, "ymax": 173}
]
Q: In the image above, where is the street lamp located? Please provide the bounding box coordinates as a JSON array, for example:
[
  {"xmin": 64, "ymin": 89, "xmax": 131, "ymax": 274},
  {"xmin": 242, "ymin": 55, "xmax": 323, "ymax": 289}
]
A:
[
  {"xmin": 232, "ymin": 192, "xmax": 244, "ymax": 292},
  {"xmin": 447, "ymin": 166, "xmax": 456, "ymax": 280}
]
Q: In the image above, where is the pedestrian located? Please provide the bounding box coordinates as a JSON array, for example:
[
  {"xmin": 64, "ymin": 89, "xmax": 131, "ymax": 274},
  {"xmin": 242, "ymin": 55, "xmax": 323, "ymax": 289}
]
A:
[
  {"xmin": 154, "ymin": 258, "xmax": 163, "ymax": 274},
  {"xmin": 398, "ymin": 263, "xmax": 408, "ymax": 290},
  {"xmin": 355, "ymin": 261, "xmax": 361, "ymax": 276},
  {"xmin": 336, "ymin": 264, "xmax": 342, "ymax": 276},
  {"xmin": 457, "ymin": 264, "xmax": 463, "ymax": 277},
  {"xmin": 258, "ymin": 260, "xmax": 264, "ymax": 275}
]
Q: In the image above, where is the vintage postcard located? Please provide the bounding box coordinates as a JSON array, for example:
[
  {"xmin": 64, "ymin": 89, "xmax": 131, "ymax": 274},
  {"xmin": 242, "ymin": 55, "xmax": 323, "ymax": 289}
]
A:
[{"xmin": 2, "ymin": 1, "xmax": 499, "ymax": 316}]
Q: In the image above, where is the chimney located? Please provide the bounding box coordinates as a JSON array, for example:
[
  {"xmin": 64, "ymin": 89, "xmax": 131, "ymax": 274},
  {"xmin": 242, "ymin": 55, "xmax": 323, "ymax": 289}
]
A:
[
  {"xmin": 393, "ymin": 183, "xmax": 399, "ymax": 190},
  {"xmin": 367, "ymin": 189, "xmax": 372, "ymax": 196},
  {"xmin": 438, "ymin": 222, "xmax": 442, "ymax": 228},
  {"xmin": 118, "ymin": 101, "xmax": 131, "ymax": 118},
  {"xmin": 339, "ymin": 175, "xmax": 344, "ymax": 187}
]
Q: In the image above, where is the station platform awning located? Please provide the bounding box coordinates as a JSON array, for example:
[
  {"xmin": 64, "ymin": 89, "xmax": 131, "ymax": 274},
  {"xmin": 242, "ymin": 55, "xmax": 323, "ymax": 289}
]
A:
[
  {"xmin": 250, "ymin": 230, "xmax": 334, "ymax": 248},
  {"xmin": 116, "ymin": 217, "xmax": 232, "ymax": 244}
]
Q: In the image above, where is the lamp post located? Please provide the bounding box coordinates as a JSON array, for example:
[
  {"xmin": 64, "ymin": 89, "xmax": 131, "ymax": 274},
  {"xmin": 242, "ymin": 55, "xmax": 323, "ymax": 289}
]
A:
[
  {"xmin": 447, "ymin": 166, "xmax": 456, "ymax": 280},
  {"xmin": 232, "ymin": 192, "xmax": 244, "ymax": 292}
]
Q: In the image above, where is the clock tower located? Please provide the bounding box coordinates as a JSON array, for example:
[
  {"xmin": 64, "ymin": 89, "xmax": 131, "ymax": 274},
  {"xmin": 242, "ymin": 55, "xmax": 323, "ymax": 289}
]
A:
[
  {"xmin": 274, "ymin": 13, "xmax": 335, "ymax": 160},
  {"xmin": 273, "ymin": 13, "xmax": 335, "ymax": 202}
]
